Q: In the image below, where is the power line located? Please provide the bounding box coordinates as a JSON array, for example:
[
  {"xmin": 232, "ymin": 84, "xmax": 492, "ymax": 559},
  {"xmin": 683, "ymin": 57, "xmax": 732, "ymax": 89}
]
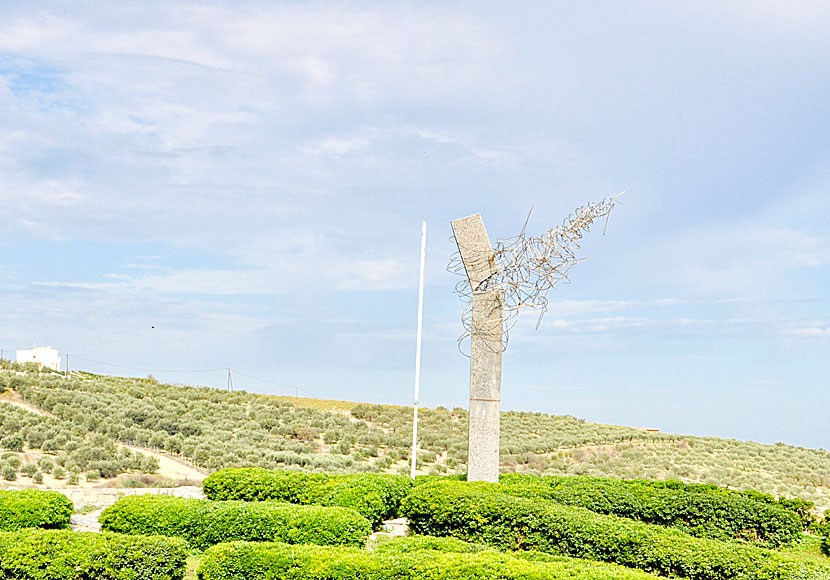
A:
[
  {"xmin": 230, "ymin": 368, "xmax": 317, "ymax": 398},
  {"xmin": 1, "ymin": 345, "xmax": 317, "ymax": 399},
  {"xmin": 67, "ymin": 354, "xmax": 226, "ymax": 374}
]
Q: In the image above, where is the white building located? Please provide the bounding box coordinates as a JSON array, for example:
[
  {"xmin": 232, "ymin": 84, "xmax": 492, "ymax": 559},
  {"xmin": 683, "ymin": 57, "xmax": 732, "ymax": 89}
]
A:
[{"xmin": 16, "ymin": 346, "xmax": 61, "ymax": 371}]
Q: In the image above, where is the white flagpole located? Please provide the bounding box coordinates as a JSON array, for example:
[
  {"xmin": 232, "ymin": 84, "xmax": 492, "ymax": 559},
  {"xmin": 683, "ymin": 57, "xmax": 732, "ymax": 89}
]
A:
[{"xmin": 410, "ymin": 221, "xmax": 427, "ymax": 479}]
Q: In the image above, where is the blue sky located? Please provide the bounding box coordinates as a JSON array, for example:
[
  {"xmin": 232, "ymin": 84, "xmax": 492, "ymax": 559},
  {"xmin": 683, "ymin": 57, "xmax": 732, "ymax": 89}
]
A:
[{"xmin": 1, "ymin": 1, "xmax": 828, "ymax": 448}]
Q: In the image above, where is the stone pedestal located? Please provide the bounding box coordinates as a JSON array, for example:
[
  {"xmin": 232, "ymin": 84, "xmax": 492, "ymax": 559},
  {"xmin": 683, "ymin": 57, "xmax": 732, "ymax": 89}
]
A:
[{"xmin": 467, "ymin": 289, "xmax": 503, "ymax": 482}]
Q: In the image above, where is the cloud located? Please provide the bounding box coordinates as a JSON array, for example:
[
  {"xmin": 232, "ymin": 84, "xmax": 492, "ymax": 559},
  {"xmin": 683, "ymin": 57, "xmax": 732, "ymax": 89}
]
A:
[{"xmin": 786, "ymin": 327, "xmax": 830, "ymax": 338}]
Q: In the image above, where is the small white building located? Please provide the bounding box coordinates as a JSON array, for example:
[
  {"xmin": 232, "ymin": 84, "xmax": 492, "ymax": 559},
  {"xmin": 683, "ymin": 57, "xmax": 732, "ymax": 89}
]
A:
[{"xmin": 16, "ymin": 346, "xmax": 61, "ymax": 371}]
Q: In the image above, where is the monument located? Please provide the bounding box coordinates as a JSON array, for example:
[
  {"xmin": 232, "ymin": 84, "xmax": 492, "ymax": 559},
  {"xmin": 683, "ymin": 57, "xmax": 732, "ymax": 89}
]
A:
[{"xmin": 450, "ymin": 195, "xmax": 620, "ymax": 482}]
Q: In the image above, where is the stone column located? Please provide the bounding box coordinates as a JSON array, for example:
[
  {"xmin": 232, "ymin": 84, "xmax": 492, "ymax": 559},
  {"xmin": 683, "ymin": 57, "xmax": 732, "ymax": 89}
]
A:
[
  {"xmin": 451, "ymin": 214, "xmax": 503, "ymax": 483},
  {"xmin": 467, "ymin": 289, "xmax": 503, "ymax": 482}
]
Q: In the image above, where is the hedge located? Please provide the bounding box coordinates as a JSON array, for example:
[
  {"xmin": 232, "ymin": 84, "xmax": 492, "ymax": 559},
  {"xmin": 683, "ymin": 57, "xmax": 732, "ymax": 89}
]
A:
[
  {"xmin": 498, "ymin": 474, "xmax": 802, "ymax": 547},
  {"xmin": 401, "ymin": 481, "xmax": 830, "ymax": 580},
  {"xmin": 99, "ymin": 495, "xmax": 371, "ymax": 549},
  {"xmin": 0, "ymin": 489, "xmax": 73, "ymax": 530},
  {"xmin": 0, "ymin": 529, "xmax": 186, "ymax": 580},
  {"xmin": 197, "ymin": 539, "xmax": 663, "ymax": 580},
  {"xmin": 202, "ymin": 468, "xmax": 413, "ymax": 526}
]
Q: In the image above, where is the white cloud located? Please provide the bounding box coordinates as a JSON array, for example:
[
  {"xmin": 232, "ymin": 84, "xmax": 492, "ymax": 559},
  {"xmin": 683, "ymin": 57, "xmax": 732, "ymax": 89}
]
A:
[{"xmin": 786, "ymin": 327, "xmax": 830, "ymax": 338}]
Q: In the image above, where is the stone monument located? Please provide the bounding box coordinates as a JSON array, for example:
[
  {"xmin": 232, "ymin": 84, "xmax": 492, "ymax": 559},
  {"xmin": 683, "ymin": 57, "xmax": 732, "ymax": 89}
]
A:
[
  {"xmin": 450, "ymin": 196, "xmax": 620, "ymax": 482},
  {"xmin": 451, "ymin": 214, "xmax": 504, "ymax": 482}
]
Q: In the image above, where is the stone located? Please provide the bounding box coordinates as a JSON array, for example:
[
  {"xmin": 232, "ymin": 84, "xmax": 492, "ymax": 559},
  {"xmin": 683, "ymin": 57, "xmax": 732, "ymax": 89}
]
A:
[{"xmin": 451, "ymin": 215, "xmax": 503, "ymax": 483}]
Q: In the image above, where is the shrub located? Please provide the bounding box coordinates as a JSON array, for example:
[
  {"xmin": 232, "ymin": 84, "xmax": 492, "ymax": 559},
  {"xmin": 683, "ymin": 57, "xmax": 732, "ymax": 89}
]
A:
[
  {"xmin": 20, "ymin": 462, "xmax": 38, "ymax": 477},
  {"xmin": 0, "ymin": 489, "xmax": 73, "ymax": 530},
  {"xmin": 822, "ymin": 535, "xmax": 829, "ymax": 557},
  {"xmin": 197, "ymin": 539, "xmax": 662, "ymax": 580},
  {"xmin": 0, "ymin": 529, "xmax": 186, "ymax": 580},
  {"xmin": 38, "ymin": 456, "xmax": 55, "ymax": 473},
  {"xmin": 99, "ymin": 495, "xmax": 371, "ymax": 549},
  {"xmin": 0, "ymin": 434, "xmax": 23, "ymax": 452},
  {"xmin": 498, "ymin": 474, "xmax": 802, "ymax": 547},
  {"xmin": 1, "ymin": 464, "xmax": 16, "ymax": 481},
  {"xmin": 202, "ymin": 468, "xmax": 413, "ymax": 526},
  {"xmin": 401, "ymin": 481, "xmax": 830, "ymax": 580}
]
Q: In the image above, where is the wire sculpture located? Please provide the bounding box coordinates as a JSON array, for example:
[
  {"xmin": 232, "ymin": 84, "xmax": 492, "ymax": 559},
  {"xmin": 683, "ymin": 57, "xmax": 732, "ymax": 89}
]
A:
[{"xmin": 449, "ymin": 194, "xmax": 621, "ymax": 354}]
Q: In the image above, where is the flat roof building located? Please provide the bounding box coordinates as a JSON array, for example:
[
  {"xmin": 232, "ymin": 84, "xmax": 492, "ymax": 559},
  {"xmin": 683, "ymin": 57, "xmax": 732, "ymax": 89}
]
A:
[{"xmin": 16, "ymin": 346, "xmax": 60, "ymax": 372}]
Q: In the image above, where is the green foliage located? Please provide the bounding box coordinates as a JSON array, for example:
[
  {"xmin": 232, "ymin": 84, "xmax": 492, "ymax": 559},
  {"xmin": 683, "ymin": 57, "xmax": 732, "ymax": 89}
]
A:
[
  {"xmin": 0, "ymin": 489, "xmax": 73, "ymax": 530},
  {"xmin": 401, "ymin": 481, "xmax": 830, "ymax": 580},
  {"xmin": 20, "ymin": 462, "xmax": 38, "ymax": 477},
  {"xmin": 1, "ymin": 464, "xmax": 16, "ymax": 480},
  {"xmin": 0, "ymin": 401, "xmax": 159, "ymax": 480},
  {"xmin": 196, "ymin": 539, "xmax": 663, "ymax": 580},
  {"xmin": 202, "ymin": 468, "xmax": 413, "ymax": 526},
  {"xmin": 821, "ymin": 536, "xmax": 829, "ymax": 557},
  {"xmin": 0, "ymin": 433, "xmax": 24, "ymax": 452},
  {"xmin": 37, "ymin": 456, "xmax": 54, "ymax": 473},
  {"xmin": 99, "ymin": 495, "xmax": 371, "ymax": 549},
  {"xmin": 4, "ymin": 368, "xmax": 830, "ymax": 507},
  {"xmin": 498, "ymin": 473, "xmax": 802, "ymax": 547},
  {"xmin": 0, "ymin": 529, "xmax": 187, "ymax": 580}
]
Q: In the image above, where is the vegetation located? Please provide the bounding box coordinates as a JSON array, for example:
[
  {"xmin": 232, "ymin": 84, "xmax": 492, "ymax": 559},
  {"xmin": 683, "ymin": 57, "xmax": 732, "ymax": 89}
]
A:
[
  {"xmin": 498, "ymin": 473, "xmax": 803, "ymax": 546},
  {"xmin": 202, "ymin": 468, "xmax": 413, "ymax": 527},
  {"xmin": 1, "ymin": 364, "xmax": 828, "ymax": 508},
  {"xmin": 99, "ymin": 495, "xmax": 371, "ymax": 549},
  {"xmin": 401, "ymin": 480, "xmax": 830, "ymax": 580},
  {"xmin": 0, "ymin": 489, "xmax": 74, "ymax": 530},
  {"xmin": 196, "ymin": 539, "xmax": 664, "ymax": 580},
  {"xmin": 0, "ymin": 400, "xmax": 159, "ymax": 480},
  {"xmin": 0, "ymin": 529, "xmax": 187, "ymax": 580}
]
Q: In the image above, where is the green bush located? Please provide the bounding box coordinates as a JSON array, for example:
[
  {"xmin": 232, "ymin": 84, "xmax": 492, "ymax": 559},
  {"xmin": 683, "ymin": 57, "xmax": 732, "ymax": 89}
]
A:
[
  {"xmin": 0, "ymin": 434, "xmax": 23, "ymax": 452},
  {"xmin": 498, "ymin": 473, "xmax": 802, "ymax": 547},
  {"xmin": 1, "ymin": 464, "xmax": 16, "ymax": 481},
  {"xmin": 0, "ymin": 529, "xmax": 186, "ymax": 580},
  {"xmin": 401, "ymin": 481, "xmax": 830, "ymax": 580},
  {"xmin": 202, "ymin": 468, "xmax": 413, "ymax": 526},
  {"xmin": 197, "ymin": 539, "xmax": 663, "ymax": 580},
  {"xmin": 99, "ymin": 495, "xmax": 371, "ymax": 549},
  {"xmin": 0, "ymin": 489, "xmax": 73, "ymax": 530},
  {"xmin": 822, "ymin": 535, "xmax": 829, "ymax": 557},
  {"xmin": 20, "ymin": 462, "xmax": 38, "ymax": 477}
]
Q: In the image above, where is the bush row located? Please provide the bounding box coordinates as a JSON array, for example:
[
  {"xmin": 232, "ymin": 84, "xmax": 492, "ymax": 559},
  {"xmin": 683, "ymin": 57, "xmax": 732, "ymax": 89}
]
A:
[
  {"xmin": 202, "ymin": 468, "xmax": 413, "ymax": 526},
  {"xmin": 0, "ymin": 489, "xmax": 73, "ymax": 531},
  {"xmin": 401, "ymin": 481, "xmax": 830, "ymax": 580},
  {"xmin": 99, "ymin": 495, "xmax": 371, "ymax": 549},
  {"xmin": 196, "ymin": 538, "xmax": 663, "ymax": 580},
  {"xmin": 0, "ymin": 529, "xmax": 186, "ymax": 580},
  {"xmin": 498, "ymin": 473, "xmax": 802, "ymax": 547}
]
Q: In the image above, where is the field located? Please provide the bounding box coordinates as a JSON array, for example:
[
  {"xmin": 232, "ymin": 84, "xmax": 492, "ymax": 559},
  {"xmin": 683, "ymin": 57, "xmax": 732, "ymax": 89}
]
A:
[
  {"xmin": 1, "ymin": 361, "xmax": 829, "ymax": 508},
  {"xmin": 2, "ymin": 362, "xmax": 830, "ymax": 579}
]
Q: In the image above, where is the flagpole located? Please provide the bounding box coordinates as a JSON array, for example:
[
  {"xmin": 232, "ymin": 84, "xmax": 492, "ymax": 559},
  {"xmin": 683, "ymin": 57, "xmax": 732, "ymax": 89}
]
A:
[{"xmin": 410, "ymin": 221, "xmax": 427, "ymax": 479}]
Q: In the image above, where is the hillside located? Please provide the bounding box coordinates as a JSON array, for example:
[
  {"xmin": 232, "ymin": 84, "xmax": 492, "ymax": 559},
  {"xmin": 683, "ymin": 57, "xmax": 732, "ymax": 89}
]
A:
[{"xmin": 1, "ymin": 361, "xmax": 829, "ymax": 508}]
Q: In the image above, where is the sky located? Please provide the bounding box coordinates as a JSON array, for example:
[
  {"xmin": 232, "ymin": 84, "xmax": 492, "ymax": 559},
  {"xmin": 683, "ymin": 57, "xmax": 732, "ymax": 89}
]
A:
[{"xmin": 1, "ymin": 1, "xmax": 828, "ymax": 449}]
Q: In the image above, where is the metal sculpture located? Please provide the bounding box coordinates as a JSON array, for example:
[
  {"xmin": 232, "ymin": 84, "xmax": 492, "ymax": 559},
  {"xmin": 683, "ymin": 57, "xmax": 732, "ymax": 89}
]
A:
[{"xmin": 450, "ymin": 194, "xmax": 620, "ymax": 481}]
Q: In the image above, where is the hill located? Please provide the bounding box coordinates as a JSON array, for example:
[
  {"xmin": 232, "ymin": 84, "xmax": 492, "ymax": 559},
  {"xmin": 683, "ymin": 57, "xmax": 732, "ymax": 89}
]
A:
[{"xmin": 1, "ymin": 361, "xmax": 829, "ymax": 509}]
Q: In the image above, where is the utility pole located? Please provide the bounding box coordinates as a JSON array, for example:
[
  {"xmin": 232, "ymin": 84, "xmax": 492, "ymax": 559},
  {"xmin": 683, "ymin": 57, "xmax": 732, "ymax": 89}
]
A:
[
  {"xmin": 65, "ymin": 354, "xmax": 69, "ymax": 377},
  {"xmin": 227, "ymin": 368, "xmax": 233, "ymax": 392}
]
